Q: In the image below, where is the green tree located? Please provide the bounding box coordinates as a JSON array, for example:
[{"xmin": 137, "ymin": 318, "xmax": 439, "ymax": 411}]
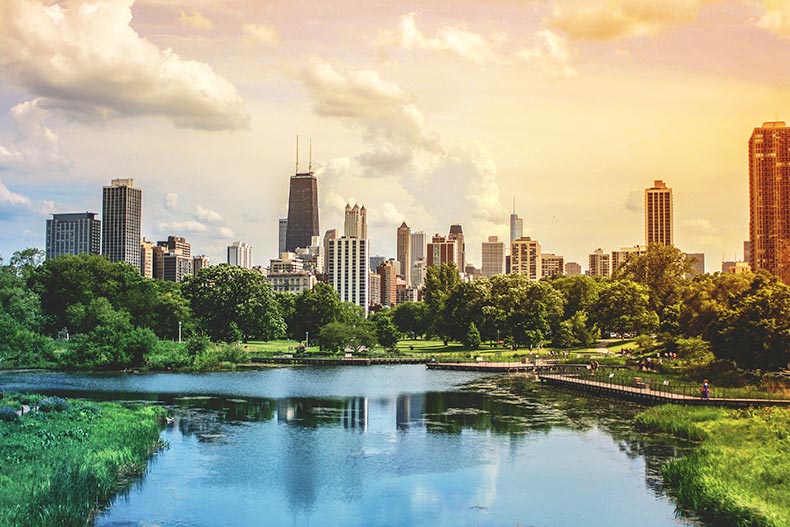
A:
[
  {"xmin": 8, "ymin": 247, "xmax": 44, "ymax": 281},
  {"xmin": 590, "ymin": 280, "xmax": 659, "ymax": 337},
  {"xmin": 181, "ymin": 264, "xmax": 285, "ymax": 342},
  {"xmin": 372, "ymin": 311, "xmax": 401, "ymax": 350},
  {"xmin": 422, "ymin": 263, "xmax": 461, "ymax": 343},
  {"xmin": 548, "ymin": 275, "xmax": 603, "ymax": 319},
  {"xmin": 443, "ymin": 279, "xmax": 491, "ymax": 343},
  {"xmin": 289, "ymin": 283, "xmax": 342, "ymax": 342},
  {"xmin": 463, "ymin": 322, "xmax": 481, "ymax": 350},
  {"xmin": 391, "ymin": 301, "xmax": 431, "ymax": 339},
  {"xmin": 318, "ymin": 322, "xmax": 376, "ymax": 353},
  {"xmin": 613, "ymin": 244, "xmax": 694, "ymax": 315}
]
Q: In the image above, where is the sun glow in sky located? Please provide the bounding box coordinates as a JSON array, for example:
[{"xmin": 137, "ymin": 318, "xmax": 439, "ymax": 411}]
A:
[{"xmin": 2, "ymin": 0, "xmax": 790, "ymax": 269}]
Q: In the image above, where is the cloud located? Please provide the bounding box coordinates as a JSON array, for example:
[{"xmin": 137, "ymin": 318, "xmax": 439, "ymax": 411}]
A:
[
  {"xmin": 356, "ymin": 145, "xmax": 413, "ymax": 175},
  {"xmin": 178, "ymin": 9, "xmax": 214, "ymax": 31},
  {"xmin": 243, "ymin": 23, "xmax": 279, "ymax": 45},
  {"xmin": 164, "ymin": 192, "xmax": 179, "ymax": 211},
  {"xmin": 549, "ymin": 0, "xmax": 712, "ymax": 40},
  {"xmin": 195, "ymin": 204, "xmax": 224, "ymax": 224},
  {"xmin": 757, "ymin": 0, "xmax": 790, "ymax": 37},
  {"xmin": 0, "ymin": 99, "xmax": 69, "ymax": 170},
  {"xmin": 682, "ymin": 218, "xmax": 718, "ymax": 235},
  {"xmin": 158, "ymin": 220, "xmax": 208, "ymax": 233},
  {"xmin": 515, "ymin": 31, "xmax": 578, "ymax": 79},
  {"xmin": 624, "ymin": 190, "xmax": 642, "ymax": 212},
  {"xmin": 378, "ymin": 12, "xmax": 503, "ymax": 64},
  {"xmin": 218, "ymin": 226, "xmax": 234, "ymax": 238},
  {"xmin": 0, "ymin": 179, "xmax": 32, "ymax": 220},
  {"xmin": 0, "ymin": 0, "xmax": 249, "ymax": 130},
  {"xmin": 296, "ymin": 58, "xmax": 442, "ymax": 173}
]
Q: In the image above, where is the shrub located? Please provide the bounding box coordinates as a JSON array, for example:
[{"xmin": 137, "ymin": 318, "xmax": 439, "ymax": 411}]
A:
[
  {"xmin": 0, "ymin": 406, "xmax": 19, "ymax": 422},
  {"xmin": 214, "ymin": 343, "xmax": 249, "ymax": 364},
  {"xmin": 185, "ymin": 334, "xmax": 211, "ymax": 357},
  {"xmin": 38, "ymin": 397, "xmax": 69, "ymax": 413}
]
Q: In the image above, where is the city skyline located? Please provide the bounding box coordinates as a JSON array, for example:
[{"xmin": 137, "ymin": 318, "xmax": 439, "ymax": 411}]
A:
[{"xmin": 1, "ymin": 0, "xmax": 787, "ymax": 267}]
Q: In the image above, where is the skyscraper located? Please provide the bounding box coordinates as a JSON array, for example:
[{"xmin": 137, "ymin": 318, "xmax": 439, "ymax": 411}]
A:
[
  {"xmin": 588, "ymin": 248, "xmax": 611, "ymax": 278},
  {"xmin": 510, "ymin": 237, "xmax": 542, "ymax": 280},
  {"xmin": 397, "ymin": 222, "xmax": 411, "ymax": 284},
  {"xmin": 481, "ymin": 236, "xmax": 505, "ymax": 277},
  {"xmin": 540, "ymin": 253, "xmax": 564, "ymax": 278},
  {"xmin": 45, "ymin": 212, "xmax": 101, "ymax": 259},
  {"xmin": 448, "ymin": 224, "xmax": 465, "ymax": 273},
  {"xmin": 645, "ymin": 180, "xmax": 673, "ymax": 246},
  {"xmin": 278, "ymin": 218, "xmax": 288, "ymax": 255},
  {"xmin": 285, "ymin": 170, "xmax": 319, "ymax": 252},
  {"xmin": 322, "ymin": 229, "xmax": 338, "ymax": 275},
  {"xmin": 410, "ymin": 230, "xmax": 427, "ymax": 267},
  {"xmin": 426, "ymin": 235, "xmax": 457, "ymax": 268},
  {"xmin": 510, "ymin": 200, "xmax": 524, "ymax": 243},
  {"xmin": 227, "ymin": 241, "xmax": 253, "ymax": 268},
  {"xmin": 102, "ymin": 178, "xmax": 142, "ymax": 268},
  {"xmin": 344, "ymin": 203, "xmax": 367, "ymax": 238},
  {"xmin": 328, "ymin": 203, "xmax": 369, "ymax": 313},
  {"xmin": 749, "ymin": 121, "xmax": 790, "ymax": 281}
]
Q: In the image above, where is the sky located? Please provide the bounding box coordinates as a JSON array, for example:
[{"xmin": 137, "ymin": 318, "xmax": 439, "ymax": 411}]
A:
[{"xmin": 1, "ymin": 0, "xmax": 790, "ymax": 271}]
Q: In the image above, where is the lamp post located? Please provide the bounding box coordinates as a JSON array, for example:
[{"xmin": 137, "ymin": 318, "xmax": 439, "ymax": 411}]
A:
[
  {"xmin": 306, "ymin": 331, "xmax": 309, "ymax": 349},
  {"xmin": 178, "ymin": 321, "xmax": 182, "ymax": 343}
]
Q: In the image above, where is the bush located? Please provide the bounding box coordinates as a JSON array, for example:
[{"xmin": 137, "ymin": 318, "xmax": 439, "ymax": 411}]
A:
[
  {"xmin": 38, "ymin": 397, "xmax": 69, "ymax": 413},
  {"xmin": 145, "ymin": 341, "xmax": 191, "ymax": 370},
  {"xmin": 213, "ymin": 343, "xmax": 249, "ymax": 364},
  {"xmin": 0, "ymin": 407, "xmax": 19, "ymax": 422},
  {"xmin": 463, "ymin": 323, "xmax": 481, "ymax": 350},
  {"xmin": 185, "ymin": 334, "xmax": 211, "ymax": 357}
]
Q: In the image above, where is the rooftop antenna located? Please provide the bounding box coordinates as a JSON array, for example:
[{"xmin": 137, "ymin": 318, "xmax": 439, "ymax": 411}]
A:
[
  {"xmin": 309, "ymin": 138, "xmax": 313, "ymax": 172},
  {"xmin": 296, "ymin": 134, "xmax": 300, "ymax": 173}
]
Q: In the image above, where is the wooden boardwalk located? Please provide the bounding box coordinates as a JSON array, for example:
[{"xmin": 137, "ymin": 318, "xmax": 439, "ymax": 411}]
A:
[
  {"xmin": 538, "ymin": 373, "xmax": 790, "ymax": 407},
  {"xmin": 425, "ymin": 361, "xmax": 606, "ymax": 373},
  {"xmin": 250, "ymin": 356, "xmax": 428, "ymax": 366}
]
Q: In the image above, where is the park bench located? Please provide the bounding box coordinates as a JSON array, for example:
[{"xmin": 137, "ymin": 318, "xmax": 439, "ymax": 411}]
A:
[{"xmin": 632, "ymin": 377, "xmax": 649, "ymax": 389}]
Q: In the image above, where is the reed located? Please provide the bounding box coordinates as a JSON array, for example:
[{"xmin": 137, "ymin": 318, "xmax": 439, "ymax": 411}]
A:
[{"xmin": 0, "ymin": 394, "xmax": 165, "ymax": 527}]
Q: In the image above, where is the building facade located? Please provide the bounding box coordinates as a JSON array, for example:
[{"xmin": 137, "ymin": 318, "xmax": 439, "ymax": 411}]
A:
[
  {"xmin": 448, "ymin": 224, "xmax": 465, "ymax": 273},
  {"xmin": 481, "ymin": 235, "xmax": 506, "ymax": 277},
  {"xmin": 510, "ymin": 237, "xmax": 542, "ymax": 280},
  {"xmin": 278, "ymin": 218, "xmax": 288, "ymax": 255},
  {"xmin": 564, "ymin": 262, "xmax": 582, "ymax": 276},
  {"xmin": 193, "ymin": 255, "xmax": 210, "ymax": 275},
  {"xmin": 685, "ymin": 252, "xmax": 705, "ymax": 275},
  {"xmin": 426, "ymin": 235, "xmax": 458, "ymax": 269},
  {"xmin": 611, "ymin": 245, "xmax": 647, "ymax": 272},
  {"xmin": 397, "ymin": 222, "xmax": 411, "ymax": 285},
  {"xmin": 377, "ymin": 260, "xmax": 398, "ymax": 307},
  {"xmin": 540, "ymin": 253, "xmax": 565, "ymax": 278},
  {"xmin": 510, "ymin": 204, "xmax": 524, "ymax": 243},
  {"xmin": 327, "ymin": 237, "xmax": 369, "ymax": 313},
  {"xmin": 285, "ymin": 171, "xmax": 319, "ymax": 252},
  {"xmin": 344, "ymin": 203, "xmax": 367, "ymax": 239},
  {"xmin": 45, "ymin": 212, "xmax": 101, "ymax": 259},
  {"xmin": 410, "ymin": 230, "xmax": 427, "ymax": 268},
  {"xmin": 102, "ymin": 178, "xmax": 142, "ymax": 268},
  {"xmin": 749, "ymin": 121, "xmax": 790, "ymax": 281},
  {"xmin": 369, "ymin": 272, "xmax": 381, "ymax": 309},
  {"xmin": 645, "ymin": 180, "xmax": 673, "ymax": 246},
  {"xmin": 140, "ymin": 238, "xmax": 156, "ymax": 278},
  {"xmin": 588, "ymin": 248, "xmax": 611, "ymax": 278},
  {"xmin": 227, "ymin": 241, "xmax": 253, "ymax": 268}
]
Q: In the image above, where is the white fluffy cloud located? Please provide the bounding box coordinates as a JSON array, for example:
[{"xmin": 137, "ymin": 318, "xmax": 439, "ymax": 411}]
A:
[
  {"xmin": 164, "ymin": 193, "xmax": 180, "ymax": 211},
  {"xmin": 0, "ymin": 99, "xmax": 69, "ymax": 169},
  {"xmin": 157, "ymin": 220, "xmax": 209, "ymax": 233},
  {"xmin": 549, "ymin": 0, "xmax": 713, "ymax": 40},
  {"xmin": 515, "ymin": 30, "xmax": 578, "ymax": 79},
  {"xmin": 0, "ymin": 0, "xmax": 249, "ymax": 130},
  {"xmin": 378, "ymin": 12, "xmax": 504, "ymax": 64},
  {"xmin": 195, "ymin": 204, "xmax": 224, "ymax": 224},
  {"xmin": 243, "ymin": 23, "xmax": 279, "ymax": 45},
  {"xmin": 757, "ymin": 0, "xmax": 790, "ymax": 37},
  {"xmin": 296, "ymin": 58, "xmax": 441, "ymax": 173},
  {"xmin": 178, "ymin": 9, "xmax": 214, "ymax": 31}
]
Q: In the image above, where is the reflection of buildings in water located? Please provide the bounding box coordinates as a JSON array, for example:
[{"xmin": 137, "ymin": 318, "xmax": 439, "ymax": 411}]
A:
[
  {"xmin": 276, "ymin": 399, "xmax": 297, "ymax": 423},
  {"xmin": 396, "ymin": 393, "xmax": 425, "ymax": 430},
  {"xmin": 341, "ymin": 397, "xmax": 368, "ymax": 430}
]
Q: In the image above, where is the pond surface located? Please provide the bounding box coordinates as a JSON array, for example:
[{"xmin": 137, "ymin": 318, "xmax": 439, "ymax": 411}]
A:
[{"xmin": 0, "ymin": 366, "xmax": 702, "ymax": 527}]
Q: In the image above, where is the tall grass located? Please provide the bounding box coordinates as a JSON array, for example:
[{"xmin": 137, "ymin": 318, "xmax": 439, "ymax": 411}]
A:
[
  {"xmin": 0, "ymin": 394, "xmax": 165, "ymax": 527},
  {"xmin": 638, "ymin": 405, "xmax": 790, "ymax": 527}
]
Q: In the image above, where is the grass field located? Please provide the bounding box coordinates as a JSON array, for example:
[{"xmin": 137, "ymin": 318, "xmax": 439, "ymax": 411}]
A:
[{"xmin": 637, "ymin": 405, "xmax": 790, "ymax": 527}]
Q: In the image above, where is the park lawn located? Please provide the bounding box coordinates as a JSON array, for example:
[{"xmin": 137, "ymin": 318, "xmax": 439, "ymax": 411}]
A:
[
  {"xmin": 0, "ymin": 395, "xmax": 166, "ymax": 527},
  {"xmin": 636, "ymin": 405, "xmax": 790, "ymax": 527},
  {"xmin": 243, "ymin": 340, "xmax": 320, "ymax": 355}
]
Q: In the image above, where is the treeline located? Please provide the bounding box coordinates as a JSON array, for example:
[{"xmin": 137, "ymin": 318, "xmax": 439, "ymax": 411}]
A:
[
  {"xmin": 407, "ymin": 244, "xmax": 790, "ymax": 372},
  {"xmin": 2, "ymin": 244, "xmax": 790, "ymax": 372}
]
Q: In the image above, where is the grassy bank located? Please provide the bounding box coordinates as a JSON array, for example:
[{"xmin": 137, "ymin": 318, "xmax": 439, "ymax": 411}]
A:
[
  {"xmin": 0, "ymin": 394, "xmax": 166, "ymax": 527},
  {"xmin": 636, "ymin": 405, "xmax": 790, "ymax": 527}
]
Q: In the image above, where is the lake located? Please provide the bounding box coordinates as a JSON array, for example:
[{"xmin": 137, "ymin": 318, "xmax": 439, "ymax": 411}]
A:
[{"xmin": 0, "ymin": 366, "xmax": 702, "ymax": 527}]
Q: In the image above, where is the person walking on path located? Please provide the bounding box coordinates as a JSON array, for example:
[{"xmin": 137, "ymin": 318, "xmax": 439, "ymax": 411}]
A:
[{"xmin": 700, "ymin": 379, "xmax": 710, "ymax": 399}]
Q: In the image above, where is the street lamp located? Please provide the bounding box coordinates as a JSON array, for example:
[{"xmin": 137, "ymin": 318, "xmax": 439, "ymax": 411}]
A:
[
  {"xmin": 178, "ymin": 321, "xmax": 182, "ymax": 343},
  {"xmin": 306, "ymin": 331, "xmax": 309, "ymax": 349}
]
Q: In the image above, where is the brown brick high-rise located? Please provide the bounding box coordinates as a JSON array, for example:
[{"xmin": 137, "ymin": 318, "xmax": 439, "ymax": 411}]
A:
[{"xmin": 749, "ymin": 121, "xmax": 790, "ymax": 282}]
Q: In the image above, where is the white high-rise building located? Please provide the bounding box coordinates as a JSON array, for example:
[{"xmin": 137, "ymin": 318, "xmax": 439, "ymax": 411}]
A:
[
  {"xmin": 328, "ymin": 237, "xmax": 369, "ymax": 314},
  {"xmin": 227, "ymin": 241, "xmax": 253, "ymax": 269},
  {"xmin": 344, "ymin": 203, "xmax": 367, "ymax": 238},
  {"xmin": 588, "ymin": 248, "xmax": 611, "ymax": 278},
  {"xmin": 481, "ymin": 236, "xmax": 506, "ymax": 277}
]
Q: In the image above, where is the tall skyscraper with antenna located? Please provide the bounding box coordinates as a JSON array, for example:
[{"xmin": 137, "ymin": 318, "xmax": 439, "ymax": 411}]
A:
[
  {"xmin": 509, "ymin": 198, "xmax": 523, "ymax": 243},
  {"xmin": 285, "ymin": 137, "xmax": 319, "ymax": 252}
]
